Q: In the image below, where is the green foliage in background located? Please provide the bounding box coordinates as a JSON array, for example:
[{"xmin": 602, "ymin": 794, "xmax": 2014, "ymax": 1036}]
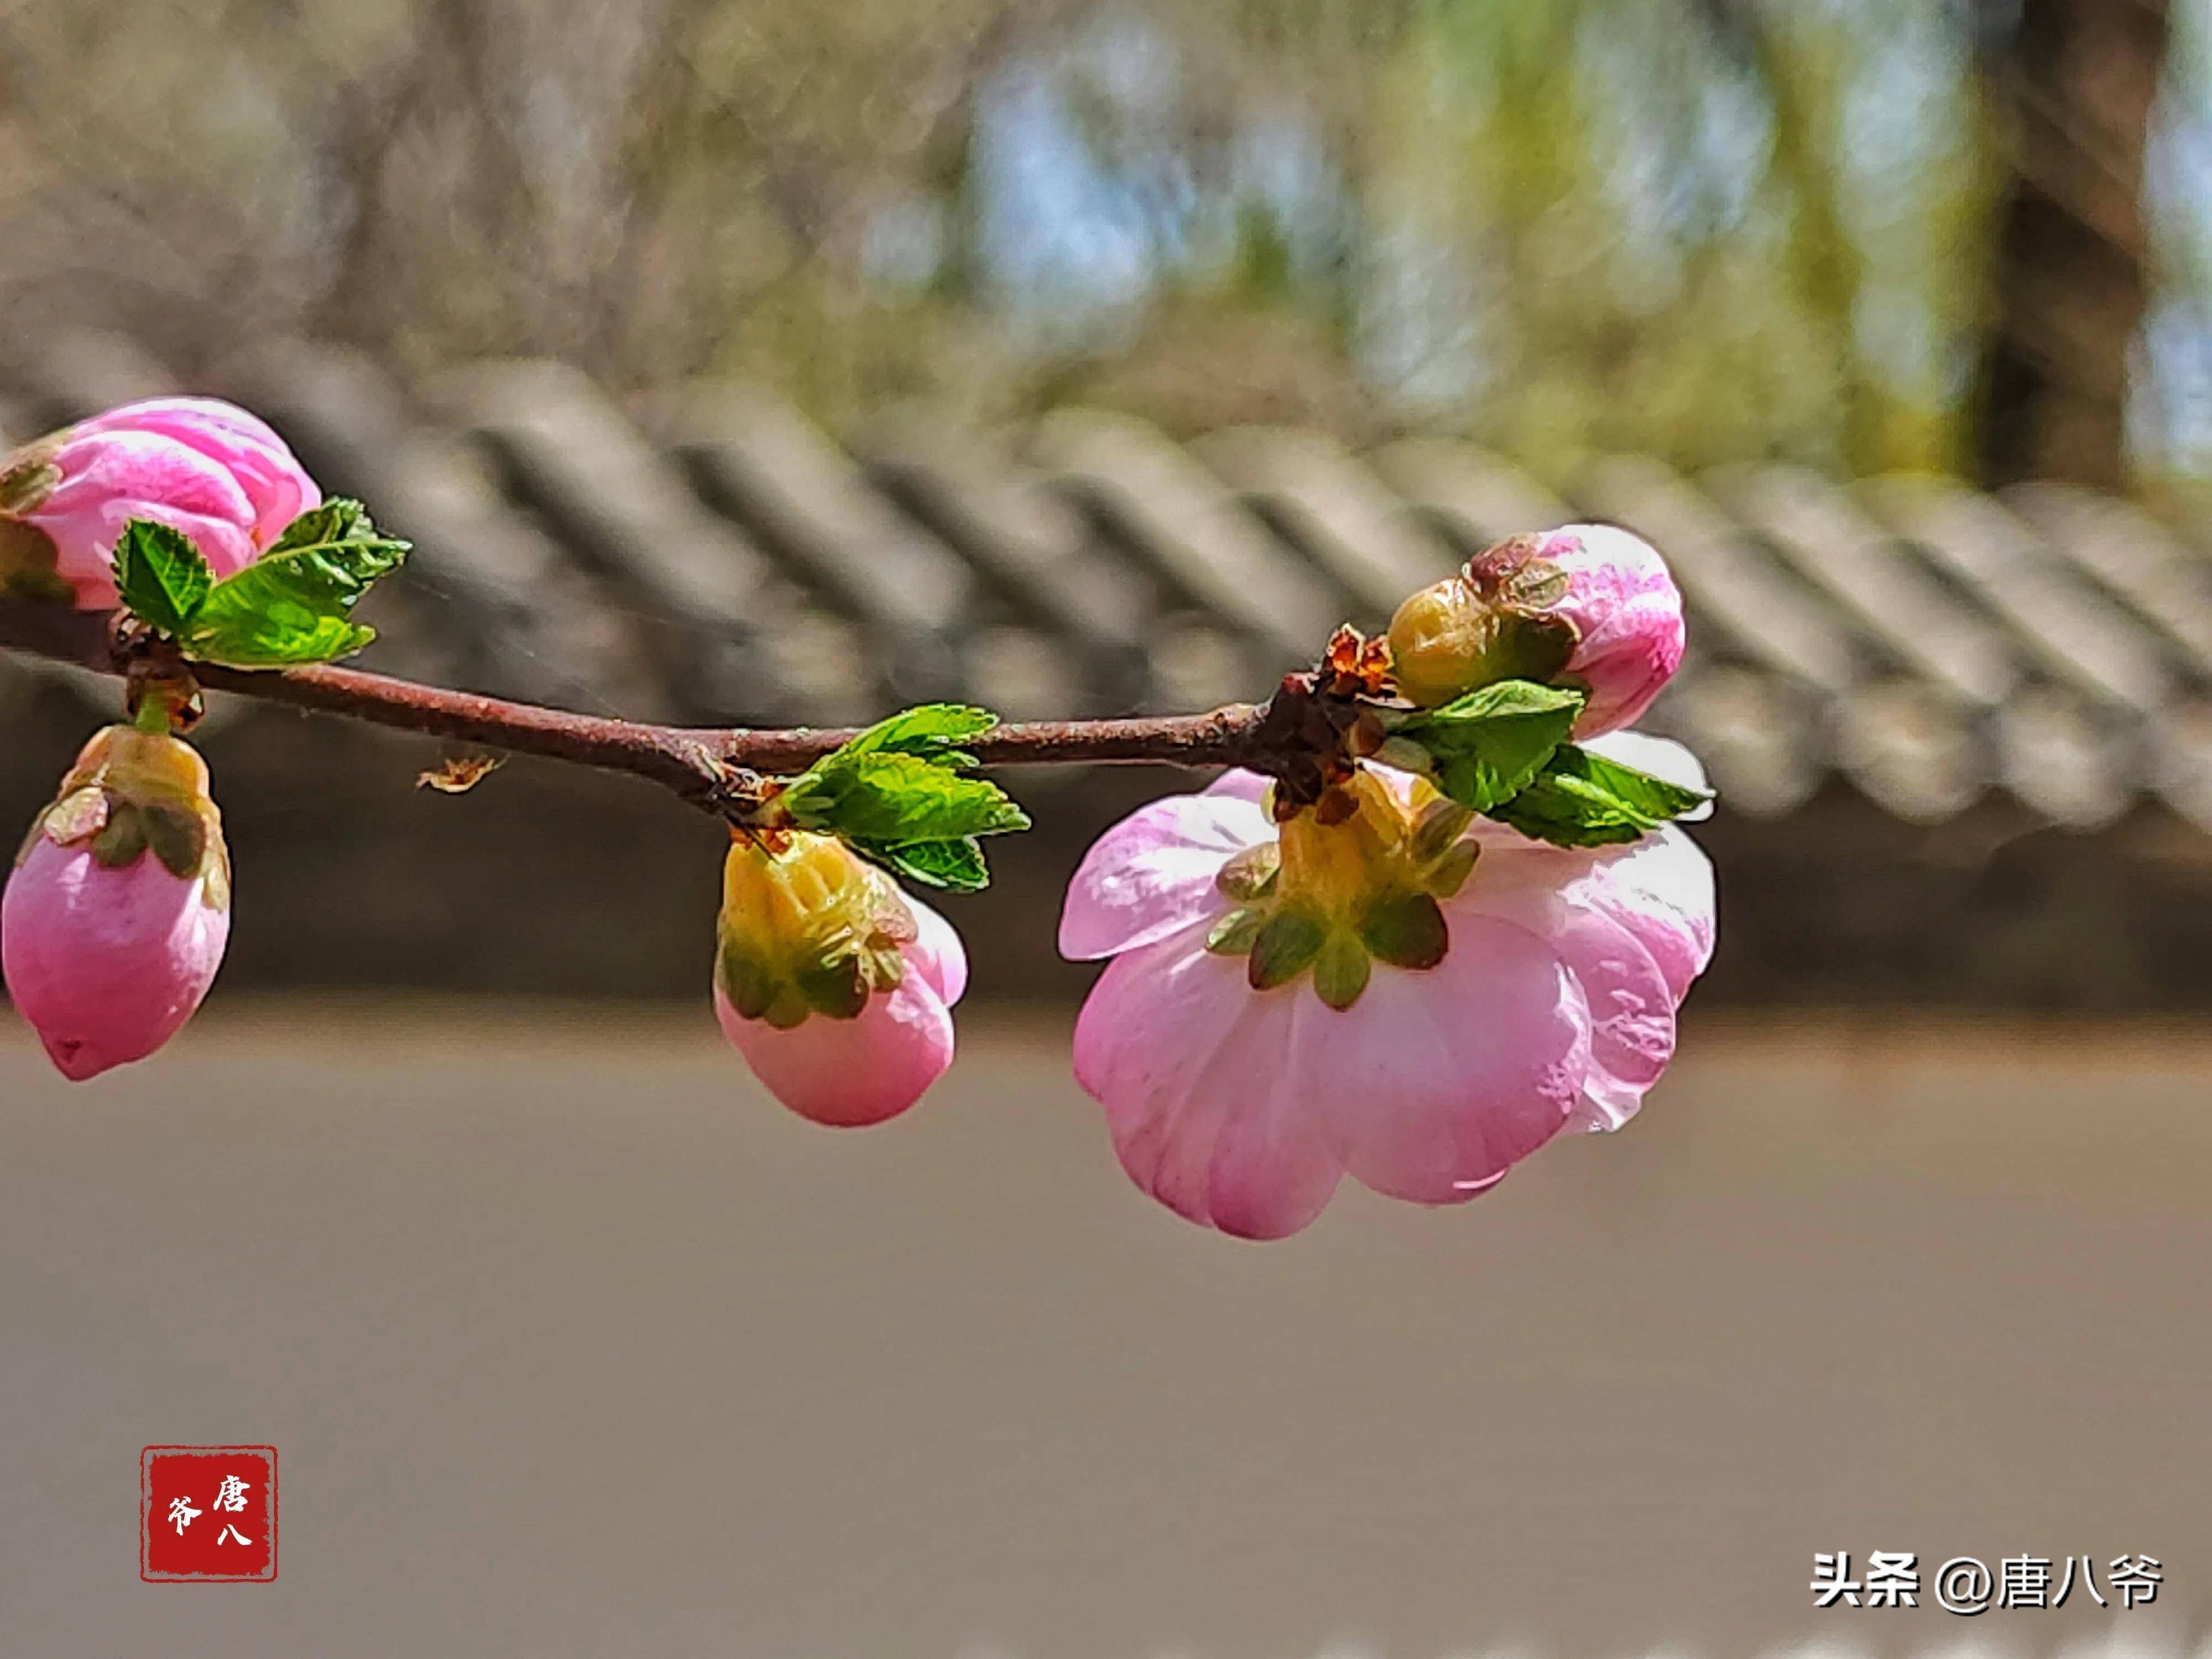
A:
[{"xmin": 0, "ymin": 0, "xmax": 2168, "ymax": 479}]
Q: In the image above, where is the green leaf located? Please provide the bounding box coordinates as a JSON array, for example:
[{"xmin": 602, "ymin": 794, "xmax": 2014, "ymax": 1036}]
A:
[
  {"xmin": 1384, "ymin": 680, "xmax": 1584, "ymax": 812},
  {"xmin": 832, "ymin": 703, "xmax": 1000, "ymax": 761},
  {"xmin": 855, "ymin": 836, "xmax": 990, "ymax": 893},
  {"xmin": 178, "ymin": 499, "xmax": 410, "ymax": 667},
  {"xmin": 111, "ymin": 520, "xmax": 213, "ymax": 634},
  {"xmin": 783, "ymin": 750, "xmax": 1029, "ymax": 846},
  {"xmin": 779, "ymin": 703, "xmax": 1026, "ymax": 893},
  {"xmin": 1486, "ymin": 744, "xmax": 1713, "ymax": 849}
]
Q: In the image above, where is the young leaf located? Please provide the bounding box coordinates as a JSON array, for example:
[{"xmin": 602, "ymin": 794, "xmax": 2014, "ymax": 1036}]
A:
[
  {"xmin": 110, "ymin": 520, "xmax": 213, "ymax": 635},
  {"xmin": 855, "ymin": 836, "xmax": 992, "ymax": 893},
  {"xmin": 1486, "ymin": 743, "xmax": 1714, "ymax": 849},
  {"xmin": 179, "ymin": 499, "xmax": 410, "ymax": 667},
  {"xmin": 832, "ymin": 703, "xmax": 999, "ymax": 761},
  {"xmin": 783, "ymin": 750, "xmax": 1030, "ymax": 845},
  {"xmin": 1384, "ymin": 679, "xmax": 1584, "ymax": 812}
]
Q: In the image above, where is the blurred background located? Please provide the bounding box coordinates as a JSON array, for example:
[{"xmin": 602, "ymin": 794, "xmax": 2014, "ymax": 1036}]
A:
[{"xmin": 1, "ymin": 2, "xmax": 2210, "ymax": 1655}]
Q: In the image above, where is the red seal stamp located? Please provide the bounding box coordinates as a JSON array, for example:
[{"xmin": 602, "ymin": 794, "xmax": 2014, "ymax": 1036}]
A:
[{"xmin": 140, "ymin": 1446, "xmax": 277, "ymax": 1582}]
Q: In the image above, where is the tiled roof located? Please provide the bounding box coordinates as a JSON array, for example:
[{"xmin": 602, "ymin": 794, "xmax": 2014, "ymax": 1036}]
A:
[{"xmin": 11, "ymin": 329, "xmax": 2212, "ymax": 833}]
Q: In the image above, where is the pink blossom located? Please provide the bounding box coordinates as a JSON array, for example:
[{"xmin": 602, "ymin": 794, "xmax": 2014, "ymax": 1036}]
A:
[
  {"xmin": 3, "ymin": 727, "xmax": 233, "ymax": 1081},
  {"xmin": 1, "ymin": 398, "xmax": 320, "ymax": 609},
  {"xmin": 1058, "ymin": 738, "xmax": 1714, "ymax": 1239},
  {"xmin": 713, "ymin": 833, "xmax": 967, "ymax": 1127}
]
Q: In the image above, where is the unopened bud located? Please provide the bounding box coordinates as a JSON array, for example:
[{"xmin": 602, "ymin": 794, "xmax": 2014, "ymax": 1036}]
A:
[
  {"xmin": 3, "ymin": 726, "xmax": 232, "ymax": 1080},
  {"xmin": 1386, "ymin": 525, "xmax": 1685, "ymax": 736},
  {"xmin": 712, "ymin": 830, "xmax": 967, "ymax": 1127}
]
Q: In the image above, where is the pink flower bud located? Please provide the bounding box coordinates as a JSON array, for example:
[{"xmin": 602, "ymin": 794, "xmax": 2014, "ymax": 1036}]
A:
[
  {"xmin": 4, "ymin": 726, "xmax": 233, "ymax": 1081},
  {"xmin": 712, "ymin": 831, "xmax": 966, "ymax": 1126},
  {"xmin": 1386, "ymin": 524, "xmax": 1685, "ymax": 737},
  {"xmin": 0, "ymin": 398, "xmax": 321, "ymax": 609}
]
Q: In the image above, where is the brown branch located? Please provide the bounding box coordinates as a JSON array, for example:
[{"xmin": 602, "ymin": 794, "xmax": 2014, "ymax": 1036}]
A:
[{"xmin": 0, "ymin": 599, "xmax": 1272, "ymax": 815}]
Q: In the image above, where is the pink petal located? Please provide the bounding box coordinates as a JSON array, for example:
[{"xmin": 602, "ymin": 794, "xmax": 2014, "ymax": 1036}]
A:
[
  {"xmin": 2, "ymin": 838, "xmax": 229, "ymax": 1081},
  {"xmin": 1463, "ymin": 884, "xmax": 1676, "ymax": 1133},
  {"xmin": 1564, "ymin": 828, "xmax": 1717, "ymax": 1007},
  {"xmin": 1201, "ymin": 768, "xmax": 1272, "ymax": 803},
  {"xmin": 902, "ymin": 894, "xmax": 968, "ymax": 1006},
  {"xmin": 1071, "ymin": 924, "xmax": 1343, "ymax": 1238},
  {"xmin": 1330, "ymin": 916, "xmax": 1592, "ymax": 1203},
  {"xmin": 74, "ymin": 399, "xmax": 319, "ymax": 548},
  {"xmin": 1544, "ymin": 525, "xmax": 1686, "ymax": 738},
  {"xmin": 30, "ymin": 431, "xmax": 261, "ymax": 604},
  {"xmin": 716, "ymin": 975, "xmax": 954, "ymax": 1128},
  {"xmin": 1058, "ymin": 791, "xmax": 1271, "ymax": 961}
]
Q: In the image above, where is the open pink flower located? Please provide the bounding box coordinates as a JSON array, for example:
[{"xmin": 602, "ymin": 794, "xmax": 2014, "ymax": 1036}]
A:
[
  {"xmin": 3, "ymin": 726, "xmax": 233, "ymax": 1081},
  {"xmin": 713, "ymin": 831, "xmax": 967, "ymax": 1127},
  {"xmin": 1387, "ymin": 524, "xmax": 1685, "ymax": 737},
  {"xmin": 1059, "ymin": 735, "xmax": 1714, "ymax": 1239},
  {"xmin": 0, "ymin": 397, "xmax": 320, "ymax": 609}
]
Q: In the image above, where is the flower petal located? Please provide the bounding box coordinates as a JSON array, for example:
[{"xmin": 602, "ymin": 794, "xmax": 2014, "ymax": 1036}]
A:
[
  {"xmin": 75, "ymin": 398, "xmax": 319, "ymax": 547},
  {"xmin": 1058, "ymin": 790, "xmax": 1271, "ymax": 961},
  {"xmin": 1464, "ymin": 883, "xmax": 1676, "ymax": 1133},
  {"xmin": 902, "ymin": 893, "xmax": 968, "ymax": 1007},
  {"xmin": 1071, "ymin": 924, "xmax": 1344, "ymax": 1236},
  {"xmin": 1331, "ymin": 916, "xmax": 1592, "ymax": 1203},
  {"xmin": 1, "ymin": 838, "xmax": 229, "ymax": 1081},
  {"xmin": 1201, "ymin": 768, "xmax": 1271, "ymax": 803},
  {"xmin": 716, "ymin": 976, "xmax": 954, "ymax": 1128},
  {"xmin": 1548, "ymin": 525, "xmax": 1686, "ymax": 738},
  {"xmin": 1568, "ymin": 827, "xmax": 1717, "ymax": 1006}
]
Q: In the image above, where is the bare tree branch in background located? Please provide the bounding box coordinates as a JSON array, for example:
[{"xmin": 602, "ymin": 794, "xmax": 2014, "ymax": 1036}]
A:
[{"xmin": 1974, "ymin": 0, "xmax": 2172, "ymax": 488}]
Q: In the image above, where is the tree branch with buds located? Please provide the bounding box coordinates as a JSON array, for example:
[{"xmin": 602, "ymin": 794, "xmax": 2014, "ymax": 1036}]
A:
[{"xmin": 0, "ymin": 397, "xmax": 1715, "ymax": 1209}]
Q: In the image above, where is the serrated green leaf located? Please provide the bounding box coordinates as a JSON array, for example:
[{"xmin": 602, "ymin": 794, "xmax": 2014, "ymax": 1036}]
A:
[
  {"xmin": 836, "ymin": 703, "xmax": 999, "ymax": 759},
  {"xmin": 263, "ymin": 497, "xmax": 413, "ymax": 564},
  {"xmin": 178, "ymin": 500, "xmax": 409, "ymax": 667},
  {"xmin": 1385, "ymin": 679, "xmax": 1584, "ymax": 812},
  {"xmin": 784, "ymin": 750, "xmax": 1029, "ymax": 846},
  {"xmin": 857, "ymin": 836, "xmax": 991, "ymax": 892},
  {"xmin": 1485, "ymin": 743, "xmax": 1714, "ymax": 849},
  {"xmin": 111, "ymin": 520, "xmax": 213, "ymax": 634}
]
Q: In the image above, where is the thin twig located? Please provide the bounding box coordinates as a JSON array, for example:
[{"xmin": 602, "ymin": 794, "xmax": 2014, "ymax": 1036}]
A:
[{"xmin": 0, "ymin": 599, "xmax": 1273, "ymax": 814}]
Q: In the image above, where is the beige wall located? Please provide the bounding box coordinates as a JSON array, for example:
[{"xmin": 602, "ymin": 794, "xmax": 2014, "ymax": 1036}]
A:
[{"xmin": 0, "ymin": 1004, "xmax": 2206, "ymax": 1656}]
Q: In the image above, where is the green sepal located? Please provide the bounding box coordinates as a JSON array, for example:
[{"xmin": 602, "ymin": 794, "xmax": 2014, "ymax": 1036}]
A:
[
  {"xmin": 1410, "ymin": 798, "xmax": 1473, "ymax": 863},
  {"xmin": 1485, "ymin": 743, "xmax": 1712, "ymax": 849},
  {"xmin": 1248, "ymin": 909, "xmax": 1327, "ymax": 990},
  {"xmin": 1312, "ymin": 930, "xmax": 1372, "ymax": 1010},
  {"xmin": 1383, "ymin": 680, "xmax": 1584, "ymax": 812},
  {"xmin": 1360, "ymin": 890, "xmax": 1448, "ymax": 970},
  {"xmin": 0, "ymin": 451, "xmax": 60, "ymax": 515},
  {"xmin": 41, "ymin": 785, "xmax": 111, "ymax": 846},
  {"xmin": 139, "ymin": 802, "xmax": 208, "ymax": 879},
  {"xmin": 111, "ymin": 520, "xmax": 214, "ymax": 634},
  {"xmin": 90, "ymin": 804, "xmax": 148, "ymax": 868},
  {"xmin": 1421, "ymin": 838, "xmax": 1479, "ymax": 900},
  {"xmin": 1204, "ymin": 906, "xmax": 1267, "ymax": 956},
  {"xmin": 1214, "ymin": 842, "xmax": 1280, "ymax": 902},
  {"xmin": 796, "ymin": 953, "xmax": 870, "ymax": 1020},
  {"xmin": 0, "ymin": 517, "xmax": 69, "ymax": 602},
  {"xmin": 717, "ymin": 941, "xmax": 783, "ymax": 1023}
]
